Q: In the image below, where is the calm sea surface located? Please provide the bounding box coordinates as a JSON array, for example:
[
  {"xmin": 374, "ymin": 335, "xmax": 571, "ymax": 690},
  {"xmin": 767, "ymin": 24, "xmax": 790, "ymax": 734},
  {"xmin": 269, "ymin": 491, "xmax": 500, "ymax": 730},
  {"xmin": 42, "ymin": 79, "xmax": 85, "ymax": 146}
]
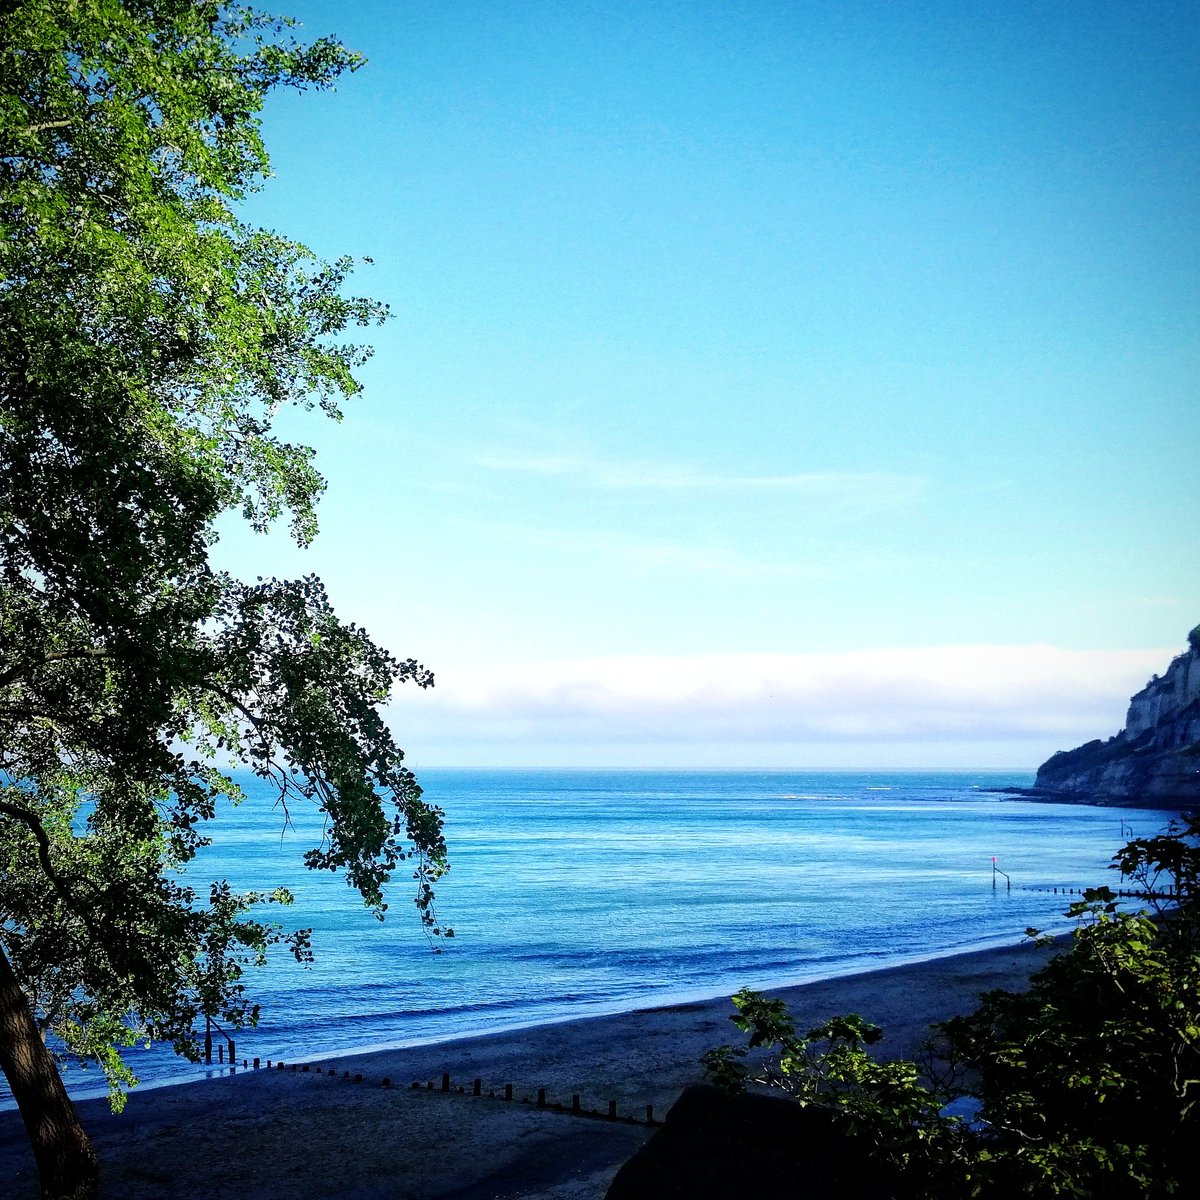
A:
[{"xmin": 7, "ymin": 769, "xmax": 1183, "ymax": 1106}]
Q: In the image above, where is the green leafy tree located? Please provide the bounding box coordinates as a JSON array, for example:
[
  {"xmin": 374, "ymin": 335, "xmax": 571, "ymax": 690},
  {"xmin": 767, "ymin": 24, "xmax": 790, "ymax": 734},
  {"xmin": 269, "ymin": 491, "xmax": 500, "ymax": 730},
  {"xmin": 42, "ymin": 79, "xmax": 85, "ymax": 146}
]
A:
[
  {"xmin": 705, "ymin": 817, "xmax": 1200, "ymax": 1198},
  {"xmin": 0, "ymin": 4, "xmax": 448, "ymax": 1197}
]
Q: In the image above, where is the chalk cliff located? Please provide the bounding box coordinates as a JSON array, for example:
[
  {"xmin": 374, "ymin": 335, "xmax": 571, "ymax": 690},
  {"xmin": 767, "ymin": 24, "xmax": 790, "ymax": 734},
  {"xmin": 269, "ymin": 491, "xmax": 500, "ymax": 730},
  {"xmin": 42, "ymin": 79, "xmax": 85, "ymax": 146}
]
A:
[{"xmin": 1034, "ymin": 626, "xmax": 1200, "ymax": 807}]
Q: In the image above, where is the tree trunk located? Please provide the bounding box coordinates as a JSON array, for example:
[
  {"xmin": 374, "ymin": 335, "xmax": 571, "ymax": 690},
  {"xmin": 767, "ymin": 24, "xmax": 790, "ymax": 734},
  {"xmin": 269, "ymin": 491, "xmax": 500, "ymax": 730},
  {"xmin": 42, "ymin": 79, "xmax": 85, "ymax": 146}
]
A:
[{"xmin": 0, "ymin": 942, "xmax": 98, "ymax": 1200}]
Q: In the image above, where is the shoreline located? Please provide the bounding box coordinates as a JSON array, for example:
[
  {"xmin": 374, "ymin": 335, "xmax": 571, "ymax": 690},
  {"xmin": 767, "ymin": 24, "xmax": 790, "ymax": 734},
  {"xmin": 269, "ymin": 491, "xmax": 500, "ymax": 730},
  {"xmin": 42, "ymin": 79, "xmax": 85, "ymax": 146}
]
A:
[
  {"xmin": 1, "ymin": 935, "xmax": 1067, "ymax": 1200},
  {"xmin": 3, "ymin": 924, "xmax": 1074, "ymax": 1114},
  {"xmin": 4, "ymin": 771, "xmax": 1149, "ymax": 1118}
]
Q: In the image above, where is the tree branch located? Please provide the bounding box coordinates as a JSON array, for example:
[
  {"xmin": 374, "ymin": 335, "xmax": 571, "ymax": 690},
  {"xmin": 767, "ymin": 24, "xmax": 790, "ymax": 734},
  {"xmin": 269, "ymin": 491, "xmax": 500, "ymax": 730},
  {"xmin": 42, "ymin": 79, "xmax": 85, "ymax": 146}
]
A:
[
  {"xmin": 0, "ymin": 798, "xmax": 94, "ymax": 928},
  {"xmin": 18, "ymin": 120, "xmax": 73, "ymax": 136},
  {"xmin": 196, "ymin": 679, "xmax": 303, "ymax": 828},
  {"xmin": 0, "ymin": 648, "xmax": 113, "ymax": 690}
]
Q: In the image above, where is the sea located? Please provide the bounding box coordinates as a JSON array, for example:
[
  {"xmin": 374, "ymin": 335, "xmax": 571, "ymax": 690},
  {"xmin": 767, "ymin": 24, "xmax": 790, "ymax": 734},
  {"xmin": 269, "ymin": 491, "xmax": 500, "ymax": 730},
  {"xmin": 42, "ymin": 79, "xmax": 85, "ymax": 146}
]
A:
[{"xmin": 2, "ymin": 768, "xmax": 1184, "ymax": 1108}]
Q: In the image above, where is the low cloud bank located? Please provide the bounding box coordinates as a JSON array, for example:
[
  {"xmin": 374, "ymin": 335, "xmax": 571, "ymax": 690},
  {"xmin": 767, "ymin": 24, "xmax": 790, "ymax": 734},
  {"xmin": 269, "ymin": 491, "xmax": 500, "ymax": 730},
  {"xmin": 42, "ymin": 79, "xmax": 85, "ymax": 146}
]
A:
[{"xmin": 387, "ymin": 645, "xmax": 1171, "ymax": 769}]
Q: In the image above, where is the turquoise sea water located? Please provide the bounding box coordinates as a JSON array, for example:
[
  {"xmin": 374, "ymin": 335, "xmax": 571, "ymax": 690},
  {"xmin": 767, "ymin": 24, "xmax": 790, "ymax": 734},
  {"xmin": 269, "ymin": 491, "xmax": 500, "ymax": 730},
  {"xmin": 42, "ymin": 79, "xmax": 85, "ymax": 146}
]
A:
[{"xmin": 3, "ymin": 769, "xmax": 1183, "ymax": 1106}]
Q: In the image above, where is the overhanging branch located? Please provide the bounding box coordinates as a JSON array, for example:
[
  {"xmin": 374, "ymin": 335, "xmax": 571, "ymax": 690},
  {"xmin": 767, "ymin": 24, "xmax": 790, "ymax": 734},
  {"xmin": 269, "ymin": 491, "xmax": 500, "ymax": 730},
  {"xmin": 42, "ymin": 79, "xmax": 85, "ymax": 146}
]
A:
[
  {"xmin": 0, "ymin": 798, "xmax": 93, "ymax": 927},
  {"xmin": 0, "ymin": 648, "xmax": 113, "ymax": 690}
]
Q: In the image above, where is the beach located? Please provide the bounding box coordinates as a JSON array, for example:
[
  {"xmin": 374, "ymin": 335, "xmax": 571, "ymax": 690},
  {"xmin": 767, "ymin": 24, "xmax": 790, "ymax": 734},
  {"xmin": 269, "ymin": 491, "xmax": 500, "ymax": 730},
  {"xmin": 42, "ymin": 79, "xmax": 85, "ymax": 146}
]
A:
[{"xmin": 0, "ymin": 937, "xmax": 1062, "ymax": 1200}]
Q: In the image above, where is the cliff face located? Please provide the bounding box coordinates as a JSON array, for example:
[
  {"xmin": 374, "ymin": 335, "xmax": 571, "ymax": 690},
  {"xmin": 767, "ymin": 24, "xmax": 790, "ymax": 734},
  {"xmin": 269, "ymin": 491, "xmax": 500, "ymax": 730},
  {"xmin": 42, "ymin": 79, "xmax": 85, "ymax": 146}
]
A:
[{"xmin": 1034, "ymin": 626, "xmax": 1200, "ymax": 807}]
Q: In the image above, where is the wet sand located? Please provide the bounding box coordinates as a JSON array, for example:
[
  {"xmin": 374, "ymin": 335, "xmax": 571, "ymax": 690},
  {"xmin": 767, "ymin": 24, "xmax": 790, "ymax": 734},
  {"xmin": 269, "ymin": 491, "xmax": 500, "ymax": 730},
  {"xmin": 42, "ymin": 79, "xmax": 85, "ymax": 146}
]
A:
[{"xmin": 0, "ymin": 938, "xmax": 1062, "ymax": 1200}]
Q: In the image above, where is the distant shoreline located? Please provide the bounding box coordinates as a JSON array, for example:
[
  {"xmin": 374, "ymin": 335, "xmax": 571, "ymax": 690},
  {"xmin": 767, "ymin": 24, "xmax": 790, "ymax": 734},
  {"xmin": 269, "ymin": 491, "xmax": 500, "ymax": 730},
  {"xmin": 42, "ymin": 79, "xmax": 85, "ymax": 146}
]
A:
[{"xmin": 984, "ymin": 784, "xmax": 1197, "ymax": 811}]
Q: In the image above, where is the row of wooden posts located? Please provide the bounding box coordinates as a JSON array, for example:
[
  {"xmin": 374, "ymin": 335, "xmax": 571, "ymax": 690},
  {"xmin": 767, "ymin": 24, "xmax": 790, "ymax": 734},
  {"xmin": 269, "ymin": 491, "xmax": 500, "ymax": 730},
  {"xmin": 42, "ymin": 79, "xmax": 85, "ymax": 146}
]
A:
[
  {"xmin": 229, "ymin": 1056, "xmax": 660, "ymax": 1126},
  {"xmin": 1026, "ymin": 886, "xmax": 1171, "ymax": 898},
  {"xmin": 204, "ymin": 1015, "xmax": 657, "ymax": 1123},
  {"xmin": 404, "ymin": 1071, "xmax": 658, "ymax": 1125}
]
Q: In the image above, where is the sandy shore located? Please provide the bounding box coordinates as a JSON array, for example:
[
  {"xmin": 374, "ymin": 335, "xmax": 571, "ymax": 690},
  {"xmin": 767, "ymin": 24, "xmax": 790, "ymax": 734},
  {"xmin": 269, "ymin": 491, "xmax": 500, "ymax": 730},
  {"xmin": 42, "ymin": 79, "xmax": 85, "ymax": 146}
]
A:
[{"xmin": 0, "ymin": 939, "xmax": 1062, "ymax": 1200}]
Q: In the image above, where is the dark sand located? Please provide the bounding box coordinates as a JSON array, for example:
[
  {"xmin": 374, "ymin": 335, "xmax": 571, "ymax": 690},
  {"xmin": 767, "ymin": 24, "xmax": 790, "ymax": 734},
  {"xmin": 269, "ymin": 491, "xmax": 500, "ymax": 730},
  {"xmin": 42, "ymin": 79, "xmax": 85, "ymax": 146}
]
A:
[{"xmin": 0, "ymin": 939, "xmax": 1061, "ymax": 1200}]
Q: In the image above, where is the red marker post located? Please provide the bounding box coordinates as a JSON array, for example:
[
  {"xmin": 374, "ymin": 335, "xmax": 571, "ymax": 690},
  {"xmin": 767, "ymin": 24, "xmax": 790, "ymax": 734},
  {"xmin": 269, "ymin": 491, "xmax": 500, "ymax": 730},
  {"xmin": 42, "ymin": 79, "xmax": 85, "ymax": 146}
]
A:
[{"xmin": 992, "ymin": 856, "xmax": 1010, "ymax": 891}]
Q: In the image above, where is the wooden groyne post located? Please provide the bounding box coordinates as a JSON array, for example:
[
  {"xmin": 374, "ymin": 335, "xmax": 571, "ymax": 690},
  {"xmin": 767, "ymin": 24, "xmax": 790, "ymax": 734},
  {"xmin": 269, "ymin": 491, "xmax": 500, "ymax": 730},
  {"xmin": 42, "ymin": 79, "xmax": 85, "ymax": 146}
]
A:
[{"xmin": 203, "ymin": 1015, "xmax": 236, "ymax": 1065}]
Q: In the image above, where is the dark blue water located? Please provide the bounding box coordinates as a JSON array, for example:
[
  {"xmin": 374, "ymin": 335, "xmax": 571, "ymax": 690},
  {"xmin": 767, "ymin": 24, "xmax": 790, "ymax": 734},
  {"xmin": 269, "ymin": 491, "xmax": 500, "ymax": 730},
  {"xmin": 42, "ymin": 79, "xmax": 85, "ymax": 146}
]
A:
[{"xmin": 8, "ymin": 769, "xmax": 1180, "ymax": 1106}]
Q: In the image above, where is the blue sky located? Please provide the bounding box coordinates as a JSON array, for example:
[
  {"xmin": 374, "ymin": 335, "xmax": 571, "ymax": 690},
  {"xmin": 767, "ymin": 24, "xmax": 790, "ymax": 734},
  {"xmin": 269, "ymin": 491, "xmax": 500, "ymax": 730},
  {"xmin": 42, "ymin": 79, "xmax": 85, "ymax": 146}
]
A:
[{"xmin": 214, "ymin": 0, "xmax": 1200, "ymax": 768}]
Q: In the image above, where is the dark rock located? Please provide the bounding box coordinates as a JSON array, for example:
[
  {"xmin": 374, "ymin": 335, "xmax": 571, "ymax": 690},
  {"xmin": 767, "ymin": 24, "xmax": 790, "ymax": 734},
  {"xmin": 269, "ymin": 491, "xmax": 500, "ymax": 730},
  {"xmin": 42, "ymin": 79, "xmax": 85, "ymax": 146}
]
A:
[
  {"xmin": 1034, "ymin": 624, "xmax": 1200, "ymax": 807},
  {"xmin": 604, "ymin": 1084, "xmax": 894, "ymax": 1200}
]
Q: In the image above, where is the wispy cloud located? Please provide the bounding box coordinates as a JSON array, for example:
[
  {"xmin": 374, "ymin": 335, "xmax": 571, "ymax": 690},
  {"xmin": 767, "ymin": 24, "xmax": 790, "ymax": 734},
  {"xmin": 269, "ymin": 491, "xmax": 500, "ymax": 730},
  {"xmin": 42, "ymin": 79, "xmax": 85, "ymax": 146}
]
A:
[
  {"xmin": 478, "ymin": 520, "xmax": 829, "ymax": 580},
  {"xmin": 388, "ymin": 645, "xmax": 1172, "ymax": 766},
  {"xmin": 476, "ymin": 451, "xmax": 928, "ymax": 507}
]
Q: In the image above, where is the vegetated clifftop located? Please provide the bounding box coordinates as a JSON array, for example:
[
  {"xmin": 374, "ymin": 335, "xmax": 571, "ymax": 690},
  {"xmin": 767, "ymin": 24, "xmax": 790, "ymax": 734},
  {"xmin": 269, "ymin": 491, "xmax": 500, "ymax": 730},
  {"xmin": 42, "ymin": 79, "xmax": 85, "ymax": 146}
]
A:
[{"xmin": 1034, "ymin": 625, "xmax": 1200, "ymax": 807}]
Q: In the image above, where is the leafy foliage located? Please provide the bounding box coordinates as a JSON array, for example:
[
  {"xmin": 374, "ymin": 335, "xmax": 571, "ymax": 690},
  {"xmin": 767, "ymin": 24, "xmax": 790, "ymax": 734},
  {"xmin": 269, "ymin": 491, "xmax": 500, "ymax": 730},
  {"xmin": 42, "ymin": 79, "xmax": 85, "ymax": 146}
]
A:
[
  {"xmin": 705, "ymin": 817, "xmax": 1200, "ymax": 1198},
  {"xmin": 0, "ymin": 0, "xmax": 447, "ymax": 1113}
]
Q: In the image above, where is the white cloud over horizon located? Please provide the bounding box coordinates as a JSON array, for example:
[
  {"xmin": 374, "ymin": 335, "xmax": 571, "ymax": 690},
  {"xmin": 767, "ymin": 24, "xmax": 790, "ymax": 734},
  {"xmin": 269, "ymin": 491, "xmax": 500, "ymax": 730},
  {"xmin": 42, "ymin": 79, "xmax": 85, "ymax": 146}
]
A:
[{"xmin": 387, "ymin": 644, "xmax": 1174, "ymax": 770}]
